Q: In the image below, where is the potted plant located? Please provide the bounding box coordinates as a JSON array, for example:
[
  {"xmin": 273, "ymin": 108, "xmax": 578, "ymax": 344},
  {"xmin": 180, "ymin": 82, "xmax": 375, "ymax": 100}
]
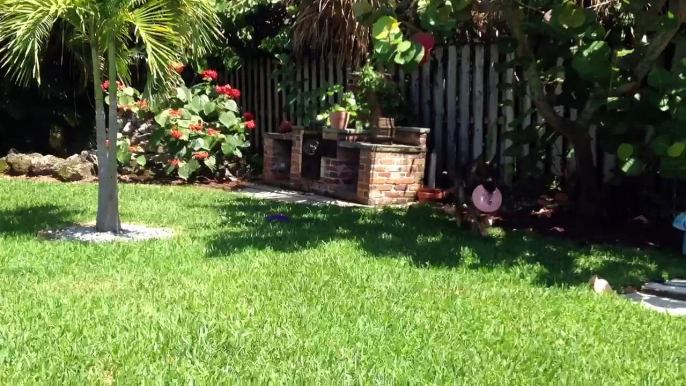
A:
[
  {"xmin": 329, "ymin": 104, "xmax": 350, "ymax": 130},
  {"xmin": 352, "ymin": 64, "xmax": 403, "ymax": 142}
]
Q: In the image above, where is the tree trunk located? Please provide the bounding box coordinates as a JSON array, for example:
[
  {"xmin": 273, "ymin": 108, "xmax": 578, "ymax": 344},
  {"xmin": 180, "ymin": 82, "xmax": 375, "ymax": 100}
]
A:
[
  {"xmin": 571, "ymin": 133, "xmax": 599, "ymax": 216},
  {"xmin": 93, "ymin": 37, "xmax": 121, "ymax": 232},
  {"xmin": 91, "ymin": 39, "xmax": 114, "ymax": 232},
  {"xmin": 104, "ymin": 37, "xmax": 122, "ymax": 232}
]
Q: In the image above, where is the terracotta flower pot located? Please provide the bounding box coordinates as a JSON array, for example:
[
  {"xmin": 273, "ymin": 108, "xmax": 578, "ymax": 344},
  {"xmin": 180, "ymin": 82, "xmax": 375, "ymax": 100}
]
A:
[
  {"xmin": 329, "ymin": 111, "xmax": 351, "ymax": 130},
  {"xmin": 417, "ymin": 187, "xmax": 446, "ymax": 203}
]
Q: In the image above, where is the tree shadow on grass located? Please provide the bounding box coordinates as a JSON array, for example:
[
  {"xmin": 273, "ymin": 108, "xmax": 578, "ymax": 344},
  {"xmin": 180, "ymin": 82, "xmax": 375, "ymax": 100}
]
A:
[
  {"xmin": 205, "ymin": 197, "xmax": 686, "ymax": 288},
  {"xmin": 0, "ymin": 204, "xmax": 78, "ymax": 236}
]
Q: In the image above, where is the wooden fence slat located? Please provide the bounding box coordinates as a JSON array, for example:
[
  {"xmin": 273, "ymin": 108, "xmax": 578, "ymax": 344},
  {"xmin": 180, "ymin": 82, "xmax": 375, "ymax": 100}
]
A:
[
  {"xmin": 501, "ymin": 53, "xmax": 515, "ymax": 184},
  {"xmin": 459, "ymin": 45, "xmax": 470, "ymax": 167},
  {"xmin": 488, "ymin": 44, "xmax": 499, "ymax": 162},
  {"xmin": 303, "ymin": 60, "xmax": 310, "ymax": 124},
  {"xmin": 473, "ymin": 45, "xmax": 485, "ymax": 160},
  {"xmin": 266, "ymin": 59, "xmax": 273, "ymax": 133},
  {"xmin": 295, "ymin": 59, "xmax": 303, "ymax": 126},
  {"xmin": 254, "ymin": 59, "xmax": 261, "ymax": 148},
  {"xmin": 411, "ymin": 69, "xmax": 420, "ymax": 118},
  {"xmin": 433, "ymin": 47, "xmax": 445, "ymax": 179},
  {"xmin": 421, "ymin": 62, "xmax": 431, "ymax": 127},
  {"xmin": 522, "ymin": 89, "xmax": 532, "ymax": 157},
  {"xmin": 398, "ymin": 68, "xmax": 406, "ymax": 103},
  {"xmin": 311, "ymin": 58, "xmax": 318, "ymax": 117},
  {"xmin": 567, "ymin": 109, "xmax": 578, "ymax": 174},
  {"xmin": 336, "ymin": 65, "xmax": 344, "ymax": 103},
  {"xmin": 536, "ymin": 113, "xmax": 545, "ymax": 173},
  {"xmin": 603, "ymin": 153, "xmax": 616, "ymax": 182},
  {"xmin": 328, "ymin": 61, "xmax": 335, "ymax": 105},
  {"xmin": 552, "ymin": 58, "xmax": 564, "ymax": 177},
  {"xmin": 239, "ymin": 66, "xmax": 246, "ymax": 112},
  {"xmin": 590, "ymin": 124, "xmax": 598, "ymax": 166},
  {"xmin": 446, "ymin": 46, "xmax": 458, "ymax": 177}
]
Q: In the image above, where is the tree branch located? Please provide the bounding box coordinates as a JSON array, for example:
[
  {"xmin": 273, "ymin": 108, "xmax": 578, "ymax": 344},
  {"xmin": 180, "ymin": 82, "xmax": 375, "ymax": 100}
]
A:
[{"xmin": 502, "ymin": 4, "xmax": 574, "ymax": 139}]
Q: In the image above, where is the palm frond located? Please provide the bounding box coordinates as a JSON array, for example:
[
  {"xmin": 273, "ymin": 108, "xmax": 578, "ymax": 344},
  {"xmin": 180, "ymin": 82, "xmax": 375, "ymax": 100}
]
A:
[{"xmin": 0, "ymin": 0, "xmax": 62, "ymax": 85}]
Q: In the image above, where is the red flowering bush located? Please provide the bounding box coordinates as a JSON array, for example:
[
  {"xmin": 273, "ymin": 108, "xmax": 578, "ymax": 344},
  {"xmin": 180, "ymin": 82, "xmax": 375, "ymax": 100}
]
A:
[
  {"xmin": 151, "ymin": 79, "xmax": 252, "ymax": 180},
  {"xmin": 101, "ymin": 80, "xmax": 155, "ymax": 169},
  {"xmin": 189, "ymin": 123, "xmax": 204, "ymax": 131},
  {"xmin": 201, "ymin": 69, "xmax": 218, "ymax": 82},
  {"xmin": 227, "ymin": 88, "xmax": 241, "ymax": 99},
  {"xmin": 101, "ymin": 80, "xmax": 123, "ymax": 92},
  {"xmin": 243, "ymin": 112, "xmax": 254, "ymax": 121},
  {"xmin": 215, "ymin": 84, "xmax": 241, "ymax": 100}
]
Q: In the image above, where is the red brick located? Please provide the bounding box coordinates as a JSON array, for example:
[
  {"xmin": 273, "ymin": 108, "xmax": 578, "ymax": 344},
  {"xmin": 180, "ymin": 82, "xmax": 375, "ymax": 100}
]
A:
[
  {"xmin": 393, "ymin": 177, "xmax": 416, "ymax": 184},
  {"xmin": 369, "ymin": 189, "xmax": 385, "ymax": 198},
  {"xmin": 376, "ymin": 172, "xmax": 391, "ymax": 178},
  {"xmin": 379, "ymin": 159, "xmax": 397, "ymax": 165},
  {"xmin": 384, "ymin": 191, "xmax": 402, "ymax": 198},
  {"xmin": 394, "ymin": 184, "xmax": 408, "ymax": 191},
  {"xmin": 372, "ymin": 184, "xmax": 392, "ymax": 191}
]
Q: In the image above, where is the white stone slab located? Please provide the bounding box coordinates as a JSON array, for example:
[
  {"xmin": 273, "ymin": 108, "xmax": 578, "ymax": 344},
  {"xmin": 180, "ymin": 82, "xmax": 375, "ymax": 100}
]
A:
[
  {"xmin": 623, "ymin": 292, "xmax": 686, "ymax": 316},
  {"xmin": 239, "ymin": 184, "xmax": 368, "ymax": 207},
  {"xmin": 665, "ymin": 279, "xmax": 686, "ymax": 288},
  {"xmin": 642, "ymin": 282, "xmax": 686, "ymax": 298}
]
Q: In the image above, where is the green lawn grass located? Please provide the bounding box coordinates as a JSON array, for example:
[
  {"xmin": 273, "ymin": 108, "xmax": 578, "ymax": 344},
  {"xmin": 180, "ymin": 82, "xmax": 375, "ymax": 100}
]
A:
[{"xmin": 1, "ymin": 179, "xmax": 686, "ymax": 384}]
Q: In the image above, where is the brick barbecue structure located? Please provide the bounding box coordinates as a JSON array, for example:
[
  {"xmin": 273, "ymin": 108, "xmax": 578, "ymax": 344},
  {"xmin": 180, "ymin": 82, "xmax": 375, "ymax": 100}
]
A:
[{"xmin": 263, "ymin": 126, "xmax": 430, "ymax": 206}]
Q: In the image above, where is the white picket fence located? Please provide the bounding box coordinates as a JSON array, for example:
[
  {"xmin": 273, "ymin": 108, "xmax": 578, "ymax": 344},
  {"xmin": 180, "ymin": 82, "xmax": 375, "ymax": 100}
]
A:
[{"xmin": 221, "ymin": 44, "xmax": 618, "ymax": 186}]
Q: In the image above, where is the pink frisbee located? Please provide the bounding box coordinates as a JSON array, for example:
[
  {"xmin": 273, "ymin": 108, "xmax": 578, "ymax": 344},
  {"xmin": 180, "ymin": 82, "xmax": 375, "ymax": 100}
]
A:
[{"xmin": 472, "ymin": 185, "xmax": 502, "ymax": 213}]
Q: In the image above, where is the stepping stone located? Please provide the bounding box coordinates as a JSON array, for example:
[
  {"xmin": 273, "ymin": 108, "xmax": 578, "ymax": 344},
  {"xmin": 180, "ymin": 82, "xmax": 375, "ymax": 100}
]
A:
[
  {"xmin": 623, "ymin": 292, "xmax": 686, "ymax": 316},
  {"xmin": 665, "ymin": 279, "xmax": 686, "ymax": 288},
  {"xmin": 641, "ymin": 282, "xmax": 686, "ymax": 301}
]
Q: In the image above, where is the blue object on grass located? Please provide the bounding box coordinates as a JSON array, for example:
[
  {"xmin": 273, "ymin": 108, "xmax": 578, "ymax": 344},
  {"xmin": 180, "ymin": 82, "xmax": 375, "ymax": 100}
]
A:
[
  {"xmin": 266, "ymin": 214, "xmax": 290, "ymax": 222},
  {"xmin": 672, "ymin": 212, "xmax": 686, "ymax": 254}
]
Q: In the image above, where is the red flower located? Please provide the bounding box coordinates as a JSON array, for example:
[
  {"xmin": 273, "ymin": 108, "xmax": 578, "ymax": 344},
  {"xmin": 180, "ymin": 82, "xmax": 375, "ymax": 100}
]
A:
[
  {"xmin": 189, "ymin": 123, "xmax": 204, "ymax": 131},
  {"xmin": 128, "ymin": 146, "xmax": 138, "ymax": 152},
  {"xmin": 136, "ymin": 100, "xmax": 149, "ymax": 110},
  {"xmin": 279, "ymin": 120, "xmax": 293, "ymax": 133},
  {"xmin": 101, "ymin": 80, "xmax": 123, "ymax": 92},
  {"xmin": 169, "ymin": 158, "xmax": 180, "ymax": 166},
  {"xmin": 170, "ymin": 129, "xmax": 184, "ymax": 139},
  {"xmin": 216, "ymin": 85, "xmax": 229, "ymax": 95},
  {"xmin": 243, "ymin": 112, "xmax": 254, "ymax": 121},
  {"xmin": 244, "ymin": 120, "xmax": 256, "ymax": 130},
  {"xmin": 169, "ymin": 109, "xmax": 184, "ymax": 118},
  {"xmin": 105, "ymin": 140, "xmax": 110, "ymax": 147},
  {"xmin": 169, "ymin": 62, "xmax": 185, "ymax": 74},
  {"xmin": 227, "ymin": 88, "xmax": 241, "ymax": 99},
  {"xmin": 194, "ymin": 151, "xmax": 210, "ymax": 159},
  {"xmin": 207, "ymin": 128, "xmax": 221, "ymax": 136},
  {"xmin": 201, "ymin": 69, "xmax": 218, "ymax": 81}
]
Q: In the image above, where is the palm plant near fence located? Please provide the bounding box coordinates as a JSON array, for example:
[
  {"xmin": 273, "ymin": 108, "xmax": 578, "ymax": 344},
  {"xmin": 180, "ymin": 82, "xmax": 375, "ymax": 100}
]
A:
[{"xmin": 0, "ymin": 0, "xmax": 219, "ymax": 232}]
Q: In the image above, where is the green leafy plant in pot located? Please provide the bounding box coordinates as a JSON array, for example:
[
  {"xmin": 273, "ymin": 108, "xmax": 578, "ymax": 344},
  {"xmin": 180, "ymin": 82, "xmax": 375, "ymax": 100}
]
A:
[
  {"xmin": 327, "ymin": 92, "xmax": 359, "ymax": 130},
  {"xmin": 354, "ymin": 64, "xmax": 403, "ymax": 142}
]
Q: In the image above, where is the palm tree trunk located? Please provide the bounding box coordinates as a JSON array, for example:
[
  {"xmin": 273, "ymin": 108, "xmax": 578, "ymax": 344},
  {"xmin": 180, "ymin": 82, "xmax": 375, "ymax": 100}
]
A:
[
  {"xmin": 91, "ymin": 38, "xmax": 115, "ymax": 232},
  {"xmin": 101, "ymin": 36, "xmax": 122, "ymax": 232}
]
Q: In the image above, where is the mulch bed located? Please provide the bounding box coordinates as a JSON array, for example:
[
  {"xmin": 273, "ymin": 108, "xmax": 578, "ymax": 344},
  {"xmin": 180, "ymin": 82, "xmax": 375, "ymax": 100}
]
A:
[{"xmin": 492, "ymin": 209, "xmax": 683, "ymax": 253}]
